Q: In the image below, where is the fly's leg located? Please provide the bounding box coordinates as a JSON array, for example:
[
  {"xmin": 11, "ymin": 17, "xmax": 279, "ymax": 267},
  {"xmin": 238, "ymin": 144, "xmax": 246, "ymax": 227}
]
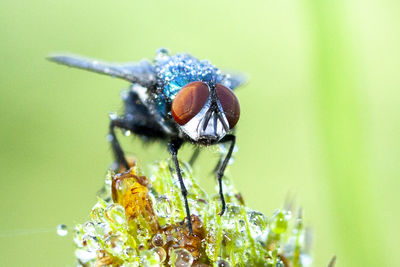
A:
[
  {"xmin": 168, "ymin": 139, "xmax": 193, "ymax": 234},
  {"xmin": 216, "ymin": 134, "xmax": 236, "ymax": 216},
  {"xmin": 109, "ymin": 117, "xmax": 131, "ymax": 170},
  {"xmin": 188, "ymin": 147, "xmax": 200, "ymax": 166}
]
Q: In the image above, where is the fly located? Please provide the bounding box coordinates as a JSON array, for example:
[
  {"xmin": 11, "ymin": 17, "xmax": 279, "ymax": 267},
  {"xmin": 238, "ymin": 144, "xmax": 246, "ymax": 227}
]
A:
[{"xmin": 48, "ymin": 48, "xmax": 245, "ymax": 234}]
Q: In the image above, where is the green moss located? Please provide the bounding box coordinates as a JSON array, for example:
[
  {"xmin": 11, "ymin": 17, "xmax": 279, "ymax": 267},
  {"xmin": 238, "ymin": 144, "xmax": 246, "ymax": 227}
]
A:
[{"xmin": 73, "ymin": 160, "xmax": 311, "ymax": 266}]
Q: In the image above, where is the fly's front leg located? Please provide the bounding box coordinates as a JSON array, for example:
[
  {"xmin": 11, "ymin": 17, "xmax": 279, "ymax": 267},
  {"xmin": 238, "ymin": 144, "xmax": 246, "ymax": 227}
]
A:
[
  {"xmin": 109, "ymin": 117, "xmax": 131, "ymax": 170},
  {"xmin": 168, "ymin": 139, "xmax": 193, "ymax": 234},
  {"xmin": 216, "ymin": 134, "xmax": 236, "ymax": 216}
]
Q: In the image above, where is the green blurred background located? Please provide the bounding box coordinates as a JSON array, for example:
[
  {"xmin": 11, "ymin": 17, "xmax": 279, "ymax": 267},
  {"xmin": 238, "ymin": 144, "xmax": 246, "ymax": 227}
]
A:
[{"xmin": 1, "ymin": 0, "xmax": 399, "ymax": 266}]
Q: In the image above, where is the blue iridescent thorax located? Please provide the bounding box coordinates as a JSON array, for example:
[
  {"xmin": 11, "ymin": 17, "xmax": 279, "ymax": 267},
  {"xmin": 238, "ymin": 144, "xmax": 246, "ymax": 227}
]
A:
[{"xmin": 153, "ymin": 51, "xmax": 226, "ymax": 116}]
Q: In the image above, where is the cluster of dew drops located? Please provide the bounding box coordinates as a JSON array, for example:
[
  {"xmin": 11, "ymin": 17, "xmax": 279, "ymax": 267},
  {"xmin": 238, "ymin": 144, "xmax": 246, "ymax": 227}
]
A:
[{"xmin": 56, "ymin": 159, "xmax": 310, "ymax": 267}]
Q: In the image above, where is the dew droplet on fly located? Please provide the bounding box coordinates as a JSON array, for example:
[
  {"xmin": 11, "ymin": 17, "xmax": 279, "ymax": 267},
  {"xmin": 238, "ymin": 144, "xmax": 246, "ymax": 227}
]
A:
[{"xmin": 109, "ymin": 112, "xmax": 118, "ymax": 120}]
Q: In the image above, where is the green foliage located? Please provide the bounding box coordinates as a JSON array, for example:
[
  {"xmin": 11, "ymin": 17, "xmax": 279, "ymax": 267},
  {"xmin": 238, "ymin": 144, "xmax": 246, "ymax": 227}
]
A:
[{"xmin": 74, "ymin": 161, "xmax": 310, "ymax": 266}]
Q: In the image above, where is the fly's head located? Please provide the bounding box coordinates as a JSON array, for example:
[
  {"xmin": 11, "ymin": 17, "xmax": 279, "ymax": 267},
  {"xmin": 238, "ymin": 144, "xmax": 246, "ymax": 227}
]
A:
[{"xmin": 171, "ymin": 81, "xmax": 240, "ymax": 144}]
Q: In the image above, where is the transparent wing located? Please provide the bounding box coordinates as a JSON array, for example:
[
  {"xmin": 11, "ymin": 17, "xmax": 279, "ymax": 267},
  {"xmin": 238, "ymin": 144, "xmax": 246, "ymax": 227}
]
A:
[
  {"xmin": 48, "ymin": 54, "xmax": 156, "ymax": 87},
  {"xmin": 222, "ymin": 71, "xmax": 248, "ymax": 90}
]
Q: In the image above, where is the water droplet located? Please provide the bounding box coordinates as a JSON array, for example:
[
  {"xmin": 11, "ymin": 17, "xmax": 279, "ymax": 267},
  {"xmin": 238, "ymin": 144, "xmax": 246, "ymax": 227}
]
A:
[
  {"xmin": 154, "ymin": 195, "xmax": 172, "ymax": 218},
  {"xmin": 120, "ymin": 90, "xmax": 129, "ymax": 100},
  {"xmin": 173, "ymin": 248, "xmax": 193, "ymax": 267},
  {"xmin": 109, "ymin": 112, "xmax": 118, "ymax": 120},
  {"xmin": 249, "ymin": 211, "xmax": 266, "ymax": 225},
  {"xmin": 227, "ymin": 205, "xmax": 241, "ymax": 215},
  {"xmin": 105, "ymin": 203, "xmax": 126, "ymax": 225},
  {"xmin": 56, "ymin": 224, "xmax": 68, "ymax": 236},
  {"xmin": 124, "ymin": 130, "xmax": 131, "ymax": 136},
  {"xmin": 73, "ymin": 230, "xmax": 84, "ymax": 247},
  {"xmin": 151, "ymin": 247, "xmax": 167, "ymax": 263},
  {"xmin": 93, "ymin": 222, "xmax": 111, "ymax": 236},
  {"xmin": 91, "ymin": 203, "xmax": 106, "ymax": 222},
  {"xmin": 105, "ymin": 235, "xmax": 124, "ymax": 254},
  {"xmin": 217, "ymin": 259, "xmax": 231, "ymax": 267},
  {"xmin": 156, "ymin": 48, "xmax": 170, "ymax": 61},
  {"xmin": 223, "ymin": 80, "xmax": 232, "ymax": 88},
  {"xmin": 237, "ymin": 219, "xmax": 246, "ymax": 232},
  {"xmin": 219, "ymin": 144, "xmax": 228, "ymax": 154},
  {"xmin": 83, "ymin": 222, "xmax": 96, "ymax": 236},
  {"xmin": 85, "ymin": 235, "xmax": 101, "ymax": 250},
  {"xmin": 233, "ymin": 145, "xmax": 239, "ymax": 154},
  {"xmin": 156, "ymin": 48, "xmax": 170, "ymax": 56},
  {"xmin": 152, "ymin": 233, "xmax": 166, "ymax": 247},
  {"xmin": 248, "ymin": 211, "xmax": 267, "ymax": 238},
  {"xmin": 106, "ymin": 134, "xmax": 114, "ymax": 142},
  {"xmin": 124, "ymin": 247, "xmax": 136, "ymax": 258},
  {"xmin": 126, "ymin": 113, "xmax": 134, "ymax": 121},
  {"xmin": 301, "ymin": 254, "xmax": 312, "ymax": 266},
  {"xmin": 271, "ymin": 210, "xmax": 289, "ymax": 234},
  {"xmin": 234, "ymin": 238, "xmax": 243, "ymax": 247},
  {"xmin": 75, "ymin": 249, "xmax": 96, "ymax": 263}
]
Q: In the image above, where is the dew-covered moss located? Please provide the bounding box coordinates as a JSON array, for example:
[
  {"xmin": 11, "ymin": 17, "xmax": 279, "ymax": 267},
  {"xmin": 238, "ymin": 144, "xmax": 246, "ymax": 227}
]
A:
[{"xmin": 74, "ymin": 160, "xmax": 311, "ymax": 266}]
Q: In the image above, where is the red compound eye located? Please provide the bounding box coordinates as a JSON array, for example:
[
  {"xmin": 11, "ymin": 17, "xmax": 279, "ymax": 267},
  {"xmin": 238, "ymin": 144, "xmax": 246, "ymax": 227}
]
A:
[
  {"xmin": 172, "ymin": 81, "xmax": 210, "ymax": 125},
  {"xmin": 215, "ymin": 84, "xmax": 240, "ymax": 129}
]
